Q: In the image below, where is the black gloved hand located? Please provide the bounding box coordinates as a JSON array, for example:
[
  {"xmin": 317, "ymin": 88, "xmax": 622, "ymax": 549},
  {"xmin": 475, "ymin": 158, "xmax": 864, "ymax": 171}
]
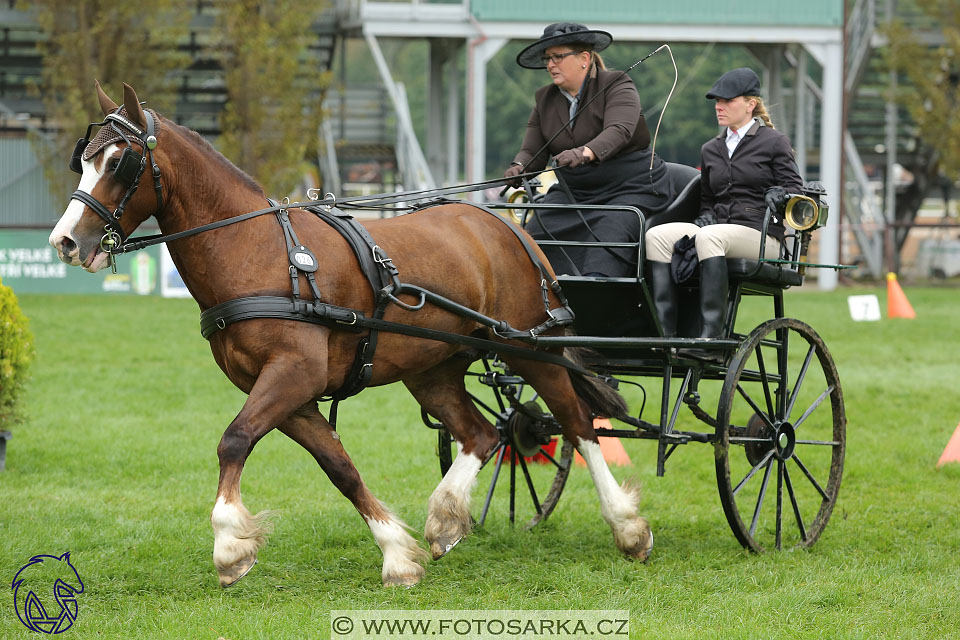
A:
[
  {"xmin": 764, "ymin": 186, "xmax": 789, "ymax": 213},
  {"xmin": 504, "ymin": 163, "xmax": 524, "ymax": 188},
  {"xmin": 693, "ymin": 211, "xmax": 717, "ymax": 228},
  {"xmin": 554, "ymin": 147, "xmax": 587, "ymax": 168}
]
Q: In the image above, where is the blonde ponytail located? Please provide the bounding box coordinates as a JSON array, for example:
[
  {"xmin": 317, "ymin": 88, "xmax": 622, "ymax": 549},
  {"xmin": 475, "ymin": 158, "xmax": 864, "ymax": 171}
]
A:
[{"xmin": 747, "ymin": 96, "xmax": 775, "ymax": 129}]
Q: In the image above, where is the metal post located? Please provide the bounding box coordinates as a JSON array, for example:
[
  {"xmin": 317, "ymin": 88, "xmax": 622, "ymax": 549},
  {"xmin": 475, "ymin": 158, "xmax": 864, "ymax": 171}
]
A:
[
  {"xmin": 466, "ymin": 36, "xmax": 506, "ymax": 197},
  {"xmin": 794, "ymin": 48, "xmax": 808, "ymax": 177},
  {"xmin": 813, "ymin": 41, "xmax": 844, "ymax": 290}
]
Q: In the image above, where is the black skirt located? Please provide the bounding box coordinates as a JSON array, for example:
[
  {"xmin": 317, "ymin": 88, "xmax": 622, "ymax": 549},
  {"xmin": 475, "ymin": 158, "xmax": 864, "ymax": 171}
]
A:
[{"xmin": 523, "ymin": 149, "xmax": 674, "ymax": 277}]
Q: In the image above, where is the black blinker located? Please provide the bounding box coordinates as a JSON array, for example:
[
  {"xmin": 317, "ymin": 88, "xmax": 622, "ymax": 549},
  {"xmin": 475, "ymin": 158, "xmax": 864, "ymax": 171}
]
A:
[
  {"xmin": 114, "ymin": 148, "xmax": 143, "ymax": 186},
  {"xmin": 69, "ymin": 138, "xmax": 88, "ymax": 174}
]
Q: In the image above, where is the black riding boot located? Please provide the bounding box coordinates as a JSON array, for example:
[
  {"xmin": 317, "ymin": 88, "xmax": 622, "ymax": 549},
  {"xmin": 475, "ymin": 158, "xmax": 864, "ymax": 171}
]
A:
[
  {"xmin": 649, "ymin": 261, "xmax": 678, "ymax": 337},
  {"xmin": 687, "ymin": 256, "xmax": 729, "ymax": 363}
]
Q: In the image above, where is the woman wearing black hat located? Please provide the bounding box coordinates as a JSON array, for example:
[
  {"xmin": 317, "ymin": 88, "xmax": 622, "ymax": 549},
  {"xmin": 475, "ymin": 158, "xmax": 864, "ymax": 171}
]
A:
[
  {"xmin": 504, "ymin": 23, "xmax": 674, "ymax": 278},
  {"xmin": 644, "ymin": 67, "xmax": 803, "ymax": 361}
]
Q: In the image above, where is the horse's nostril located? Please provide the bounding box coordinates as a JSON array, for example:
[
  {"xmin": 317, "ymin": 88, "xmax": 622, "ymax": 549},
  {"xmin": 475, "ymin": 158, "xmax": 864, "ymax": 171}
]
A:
[{"xmin": 60, "ymin": 236, "xmax": 77, "ymax": 255}]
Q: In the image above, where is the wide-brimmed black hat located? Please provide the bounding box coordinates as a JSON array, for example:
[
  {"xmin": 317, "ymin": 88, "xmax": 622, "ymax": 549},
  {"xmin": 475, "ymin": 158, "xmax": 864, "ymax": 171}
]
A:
[
  {"xmin": 705, "ymin": 67, "xmax": 762, "ymax": 100},
  {"xmin": 516, "ymin": 23, "xmax": 612, "ymax": 69}
]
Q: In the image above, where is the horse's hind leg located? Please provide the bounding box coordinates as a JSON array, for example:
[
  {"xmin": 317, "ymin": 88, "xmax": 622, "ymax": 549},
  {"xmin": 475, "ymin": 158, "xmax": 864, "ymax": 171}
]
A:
[
  {"xmin": 403, "ymin": 355, "xmax": 500, "ymax": 560},
  {"xmin": 278, "ymin": 404, "xmax": 428, "ymax": 587},
  {"xmin": 501, "ymin": 356, "xmax": 653, "ymax": 561}
]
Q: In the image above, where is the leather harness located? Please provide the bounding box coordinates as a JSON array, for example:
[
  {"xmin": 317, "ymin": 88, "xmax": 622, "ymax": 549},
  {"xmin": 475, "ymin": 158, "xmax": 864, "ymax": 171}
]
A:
[{"xmin": 198, "ymin": 200, "xmax": 578, "ymax": 422}]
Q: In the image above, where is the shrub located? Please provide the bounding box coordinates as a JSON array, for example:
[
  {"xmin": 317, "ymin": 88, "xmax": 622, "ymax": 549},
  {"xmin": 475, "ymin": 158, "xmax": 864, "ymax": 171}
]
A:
[{"xmin": 0, "ymin": 277, "xmax": 34, "ymax": 429}]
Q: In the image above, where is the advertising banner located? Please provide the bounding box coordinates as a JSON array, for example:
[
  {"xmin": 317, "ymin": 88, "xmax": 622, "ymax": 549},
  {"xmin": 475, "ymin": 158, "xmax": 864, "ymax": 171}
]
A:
[{"xmin": 0, "ymin": 229, "xmax": 166, "ymax": 295}]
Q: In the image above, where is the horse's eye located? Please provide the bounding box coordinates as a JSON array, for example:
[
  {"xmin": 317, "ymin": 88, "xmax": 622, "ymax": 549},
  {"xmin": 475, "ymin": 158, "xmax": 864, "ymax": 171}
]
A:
[{"xmin": 108, "ymin": 157, "xmax": 119, "ymax": 171}]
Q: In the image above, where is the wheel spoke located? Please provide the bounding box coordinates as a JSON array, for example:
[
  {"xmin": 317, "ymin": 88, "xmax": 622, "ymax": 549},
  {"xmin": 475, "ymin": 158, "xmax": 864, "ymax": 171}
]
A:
[
  {"xmin": 775, "ymin": 460, "xmax": 784, "ymax": 550},
  {"xmin": 481, "ymin": 359, "xmax": 507, "ymax": 413},
  {"xmin": 794, "ymin": 385, "xmax": 835, "ymax": 430},
  {"xmin": 736, "ymin": 384, "xmax": 777, "ymax": 430},
  {"xmin": 516, "ymin": 452, "xmax": 542, "ymax": 515},
  {"xmin": 467, "ymin": 391, "xmax": 503, "ymax": 421},
  {"xmin": 749, "ymin": 458, "xmax": 774, "ymax": 537},
  {"xmin": 479, "ymin": 444, "xmax": 506, "ymax": 527},
  {"xmin": 733, "ymin": 448, "xmax": 775, "ymax": 495},
  {"xmin": 792, "ymin": 454, "xmax": 830, "ymax": 501},
  {"xmin": 777, "ymin": 327, "xmax": 789, "ymax": 417},
  {"xmin": 785, "ymin": 343, "xmax": 816, "ymax": 422},
  {"xmin": 537, "ymin": 443, "xmax": 563, "ymax": 469},
  {"xmin": 509, "ymin": 447, "xmax": 517, "ymax": 525},
  {"xmin": 783, "ymin": 463, "xmax": 808, "ymax": 541},
  {"xmin": 754, "ymin": 344, "xmax": 776, "ymax": 419}
]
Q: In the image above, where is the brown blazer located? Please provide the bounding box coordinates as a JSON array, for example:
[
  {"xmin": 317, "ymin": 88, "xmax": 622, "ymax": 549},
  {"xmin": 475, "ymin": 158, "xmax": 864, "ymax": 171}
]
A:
[{"xmin": 512, "ymin": 65, "xmax": 652, "ymax": 172}]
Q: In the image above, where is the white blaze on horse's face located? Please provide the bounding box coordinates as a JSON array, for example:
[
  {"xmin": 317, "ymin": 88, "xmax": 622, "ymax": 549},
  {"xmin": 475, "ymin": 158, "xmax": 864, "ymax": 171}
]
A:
[{"xmin": 49, "ymin": 143, "xmax": 119, "ymax": 273}]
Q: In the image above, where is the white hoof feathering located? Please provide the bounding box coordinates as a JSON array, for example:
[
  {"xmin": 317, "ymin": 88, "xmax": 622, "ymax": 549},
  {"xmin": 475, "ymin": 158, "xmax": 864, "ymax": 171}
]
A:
[
  {"xmin": 211, "ymin": 496, "xmax": 272, "ymax": 585},
  {"xmin": 366, "ymin": 515, "xmax": 428, "ymax": 587},
  {"xmin": 425, "ymin": 449, "xmax": 481, "ymax": 559},
  {"xmin": 578, "ymin": 439, "xmax": 654, "ymax": 561}
]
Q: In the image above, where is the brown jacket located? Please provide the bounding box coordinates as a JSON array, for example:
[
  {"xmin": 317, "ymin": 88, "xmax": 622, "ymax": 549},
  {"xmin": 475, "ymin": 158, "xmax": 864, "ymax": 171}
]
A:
[{"xmin": 512, "ymin": 66, "xmax": 651, "ymax": 172}]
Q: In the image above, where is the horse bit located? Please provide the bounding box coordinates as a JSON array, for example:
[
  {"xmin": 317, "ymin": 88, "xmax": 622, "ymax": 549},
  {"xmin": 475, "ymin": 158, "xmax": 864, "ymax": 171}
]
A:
[{"xmin": 68, "ymin": 107, "xmax": 164, "ymax": 272}]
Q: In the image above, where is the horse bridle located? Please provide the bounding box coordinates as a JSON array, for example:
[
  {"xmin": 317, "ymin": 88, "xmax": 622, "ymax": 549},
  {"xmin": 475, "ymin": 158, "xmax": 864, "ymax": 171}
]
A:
[{"xmin": 68, "ymin": 108, "xmax": 164, "ymax": 265}]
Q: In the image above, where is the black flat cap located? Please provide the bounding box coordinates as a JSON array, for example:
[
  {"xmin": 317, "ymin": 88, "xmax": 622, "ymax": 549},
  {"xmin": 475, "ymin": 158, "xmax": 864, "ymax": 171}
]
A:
[
  {"xmin": 705, "ymin": 67, "xmax": 762, "ymax": 100},
  {"xmin": 516, "ymin": 23, "xmax": 612, "ymax": 69}
]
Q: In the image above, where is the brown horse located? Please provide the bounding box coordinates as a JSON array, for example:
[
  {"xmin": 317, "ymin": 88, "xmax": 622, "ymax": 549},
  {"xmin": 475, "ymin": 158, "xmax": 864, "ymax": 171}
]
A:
[{"xmin": 49, "ymin": 83, "xmax": 652, "ymax": 587}]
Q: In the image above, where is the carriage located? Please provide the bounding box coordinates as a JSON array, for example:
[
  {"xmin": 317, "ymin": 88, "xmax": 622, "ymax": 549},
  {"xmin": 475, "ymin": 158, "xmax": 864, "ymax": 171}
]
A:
[
  {"xmin": 425, "ymin": 164, "xmax": 846, "ymax": 554},
  {"xmin": 51, "ymin": 83, "xmax": 846, "ymax": 587}
]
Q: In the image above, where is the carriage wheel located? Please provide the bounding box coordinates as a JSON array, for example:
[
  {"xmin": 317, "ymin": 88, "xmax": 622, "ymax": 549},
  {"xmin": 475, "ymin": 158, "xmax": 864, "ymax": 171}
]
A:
[
  {"xmin": 715, "ymin": 318, "xmax": 845, "ymax": 552},
  {"xmin": 432, "ymin": 360, "xmax": 573, "ymax": 529}
]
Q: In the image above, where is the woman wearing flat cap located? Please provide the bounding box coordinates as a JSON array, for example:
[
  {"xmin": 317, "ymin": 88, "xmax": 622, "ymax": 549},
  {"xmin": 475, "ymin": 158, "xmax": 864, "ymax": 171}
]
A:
[
  {"xmin": 504, "ymin": 22, "xmax": 673, "ymax": 278},
  {"xmin": 644, "ymin": 67, "xmax": 803, "ymax": 361}
]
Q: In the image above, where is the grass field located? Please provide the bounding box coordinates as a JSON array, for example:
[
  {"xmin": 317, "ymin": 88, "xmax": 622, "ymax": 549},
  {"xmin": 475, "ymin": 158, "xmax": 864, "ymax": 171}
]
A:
[{"xmin": 2, "ymin": 286, "xmax": 959, "ymax": 639}]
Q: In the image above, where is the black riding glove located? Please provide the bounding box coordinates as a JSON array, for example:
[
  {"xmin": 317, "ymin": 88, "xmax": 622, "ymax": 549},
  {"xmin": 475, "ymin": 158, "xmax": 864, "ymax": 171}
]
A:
[
  {"xmin": 693, "ymin": 211, "xmax": 717, "ymax": 228},
  {"xmin": 764, "ymin": 186, "xmax": 789, "ymax": 213},
  {"xmin": 554, "ymin": 147, "xmax": 588, "ymax": 168},
  {"xmin": 504, "ymin": 163, "xmax": 524, "ymax": 188}
]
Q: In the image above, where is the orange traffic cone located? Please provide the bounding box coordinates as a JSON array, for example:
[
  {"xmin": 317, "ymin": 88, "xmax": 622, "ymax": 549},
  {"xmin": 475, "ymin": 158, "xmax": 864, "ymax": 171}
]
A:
[
  {"xmin": 574, "ymin": 418, "xmax": 632, "ymax": 467},
  {"xmin": 937, "ymin": 421, "xmax": 960, "ymax": 467},
  {"xmin": 886, "ymin": 272, "xmax": 916, "ymax": 319}
]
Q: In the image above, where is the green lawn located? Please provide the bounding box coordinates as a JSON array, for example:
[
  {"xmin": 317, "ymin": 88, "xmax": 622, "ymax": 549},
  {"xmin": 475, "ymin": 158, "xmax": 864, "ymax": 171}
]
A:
[{"xmin": 2, "ymin": 287, "xmax": 959, "ymax": 639}]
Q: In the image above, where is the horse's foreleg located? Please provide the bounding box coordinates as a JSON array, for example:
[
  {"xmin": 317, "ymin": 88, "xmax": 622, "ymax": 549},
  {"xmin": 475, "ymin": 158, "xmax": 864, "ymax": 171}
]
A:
[
  {"xmin": 278, "ymin": 405, "xmax": 428, "ymax": 586},
  {"xmin": 501, "ymin": 357, "xmax": 653, "ymax": 561},
  {"xmin": 403, "ymin": 356, "xmax": 500, "ymax": 560},
  {"xmin": 212, "ymin": 363, "xmax": 321, "ymax": 587}
]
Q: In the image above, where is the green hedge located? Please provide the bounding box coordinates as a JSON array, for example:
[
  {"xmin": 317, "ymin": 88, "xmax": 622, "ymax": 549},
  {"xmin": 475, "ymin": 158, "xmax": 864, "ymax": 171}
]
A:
[{"xmin": 0, "ymin": 278, "xmax": 34, "ymax": 429}]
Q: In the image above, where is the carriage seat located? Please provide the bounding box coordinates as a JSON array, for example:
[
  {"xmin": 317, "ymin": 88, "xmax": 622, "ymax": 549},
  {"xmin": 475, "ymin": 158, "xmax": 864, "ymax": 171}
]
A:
[
  {"xmin": 726, "ymin": 258, "xmax": 803, "ymax": 287},
  {"xmin": 643, "ymin": 164, "xmax": 804, "ymax": 289}
]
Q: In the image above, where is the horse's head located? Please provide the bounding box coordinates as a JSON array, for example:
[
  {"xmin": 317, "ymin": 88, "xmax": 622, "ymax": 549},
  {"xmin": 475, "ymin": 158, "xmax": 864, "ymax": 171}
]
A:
[{"xmin": 50, "ymin": 82, "xmax": 165, "ymax": 272}]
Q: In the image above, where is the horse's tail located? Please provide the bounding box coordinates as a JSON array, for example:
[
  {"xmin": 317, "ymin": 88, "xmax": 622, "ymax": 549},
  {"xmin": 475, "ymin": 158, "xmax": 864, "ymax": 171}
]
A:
[{"xmin": 564, "ymin": 344, "xmax": 629, "ymax": 420}]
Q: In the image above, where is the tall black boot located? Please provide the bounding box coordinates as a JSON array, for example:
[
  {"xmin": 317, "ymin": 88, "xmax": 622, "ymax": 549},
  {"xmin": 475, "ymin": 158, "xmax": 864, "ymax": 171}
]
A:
[
  {"xmin": 649, "ymin": 261, "xmax": 679, "ymax": 337},
  {"xmin": 687, "ymin": 256, "xmax": 729, "ymax": 363}
]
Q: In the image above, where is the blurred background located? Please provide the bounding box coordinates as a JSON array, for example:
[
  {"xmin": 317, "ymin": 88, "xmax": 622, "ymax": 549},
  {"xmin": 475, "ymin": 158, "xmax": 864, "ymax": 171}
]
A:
[{"xmin": 1, "ymin": 0, "xmax": 958, "ymax": 290}]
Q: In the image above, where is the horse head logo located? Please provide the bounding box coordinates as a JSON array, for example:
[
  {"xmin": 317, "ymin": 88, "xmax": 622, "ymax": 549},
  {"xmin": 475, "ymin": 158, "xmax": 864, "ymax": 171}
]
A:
[{"xmin": 11, "ymin": 552, "xmax": 84, "ymax": 634}]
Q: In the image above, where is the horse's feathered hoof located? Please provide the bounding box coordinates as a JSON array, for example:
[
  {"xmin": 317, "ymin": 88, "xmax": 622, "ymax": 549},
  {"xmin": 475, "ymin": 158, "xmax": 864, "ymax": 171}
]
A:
[
  {"xmin": 383, "ymin": 573, "xmax": 421, "ymax": 588},
  {"xmin": 614, "ymin": 517, "xmax": 654, "ymax": 563},
  {"xmin": 429, "ymin": 535, "xmax": 462, "ymax": 560},
  {"xmin": 218, "ymin": 555, "xmax": 257, "ymax": 588}
]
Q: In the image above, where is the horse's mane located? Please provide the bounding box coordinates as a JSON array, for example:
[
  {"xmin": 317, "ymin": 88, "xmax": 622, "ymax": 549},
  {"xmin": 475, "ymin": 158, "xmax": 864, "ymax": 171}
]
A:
[{"xmin": 165, "ymin": 118, "xmax": 264, "ymax": 195}]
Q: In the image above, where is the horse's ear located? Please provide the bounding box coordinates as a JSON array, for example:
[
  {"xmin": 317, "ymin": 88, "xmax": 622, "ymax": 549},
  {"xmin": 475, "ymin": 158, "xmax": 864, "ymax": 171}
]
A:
[
  {"xmin": 122, "ymin": 83, "xmax": 147, "ymax": 130},
  {"xmin": 96, "ymin": 80, "xmax": 118, "ymax": 116}
]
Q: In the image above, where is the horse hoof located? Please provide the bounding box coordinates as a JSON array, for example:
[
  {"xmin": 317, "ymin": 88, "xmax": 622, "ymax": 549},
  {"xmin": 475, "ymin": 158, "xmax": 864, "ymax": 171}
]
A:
[
  {"xmin": 383, "ymin": 573, "xmax": 421, "ymax": 588},
  {"xmin": 429, "ymin": 536, "xmax": 461, "ymax": 560},
  {"xmin": 627, "ymin": 527, "xmax": 654, "ymax": 563},
  {"xmin": 218, "ymin": 556, "xmax": 257, "ymax": 588}
]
